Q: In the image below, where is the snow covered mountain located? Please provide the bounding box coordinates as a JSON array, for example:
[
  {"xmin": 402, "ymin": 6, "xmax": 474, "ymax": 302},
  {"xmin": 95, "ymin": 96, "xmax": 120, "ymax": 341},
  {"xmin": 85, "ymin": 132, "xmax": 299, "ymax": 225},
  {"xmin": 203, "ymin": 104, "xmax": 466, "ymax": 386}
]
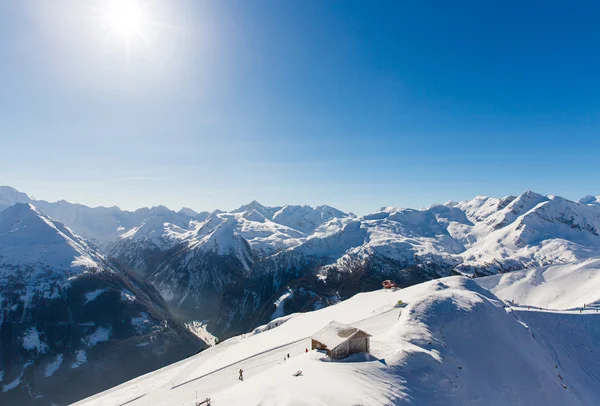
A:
[
  {"xmin": 0, "ymin": 204, "xmax": 206, "ymax": 406},
  {"xmin": 134, "ymin": 191, "xmax": 600, "ymax": 338},
  {"xmin": 3, "ymin": 186, "xmax": 600, "ymax": 340},
  {"xmin": 73, "ymin": 260, "xmax": 600, "ymax": 405},
  {"xmin": 456, "ymin": 192, "xmax": 600, "ymax": 274},
  {"xmin": 0, "ymin": 186, "xmax": 198, "ymax": 249},
  {"xmin": 118, "ymin": 203, "xmax": 345, "ymax": 335},
  {"xmin": 477, "ymin": 258, "xmax": 600, "ymax": 310}
]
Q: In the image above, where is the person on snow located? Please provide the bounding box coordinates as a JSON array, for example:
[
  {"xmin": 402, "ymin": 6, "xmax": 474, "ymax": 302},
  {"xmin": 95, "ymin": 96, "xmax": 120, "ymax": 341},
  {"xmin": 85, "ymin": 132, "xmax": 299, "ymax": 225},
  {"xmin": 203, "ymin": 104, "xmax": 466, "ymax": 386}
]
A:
[
  {"xmin": 239, "ymin": 369, "xmax": 244, "ymax": 381},
  {"xmin": 287, "ymin": 353, "xmax": 290, "ymax": 359},
  {"xmin": 305, "ymin": 348, "xmax": 308, "ymax": 353}
]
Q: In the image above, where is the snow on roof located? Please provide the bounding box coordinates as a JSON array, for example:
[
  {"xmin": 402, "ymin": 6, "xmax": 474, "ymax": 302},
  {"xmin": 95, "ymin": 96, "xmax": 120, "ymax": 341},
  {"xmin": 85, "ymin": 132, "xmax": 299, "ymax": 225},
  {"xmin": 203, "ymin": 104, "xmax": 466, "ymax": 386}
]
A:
[{"xmin": 311, "ymin": 321, "xmax": 371, "ymax": 350}]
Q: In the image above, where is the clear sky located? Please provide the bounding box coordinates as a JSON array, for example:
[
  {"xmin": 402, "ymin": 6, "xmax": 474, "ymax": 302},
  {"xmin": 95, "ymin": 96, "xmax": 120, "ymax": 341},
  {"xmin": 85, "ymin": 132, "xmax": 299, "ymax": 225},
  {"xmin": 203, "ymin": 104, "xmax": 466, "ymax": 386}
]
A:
[{"xmin": 1, "ymin": 0, "xmax": 599, "ymax": 214}]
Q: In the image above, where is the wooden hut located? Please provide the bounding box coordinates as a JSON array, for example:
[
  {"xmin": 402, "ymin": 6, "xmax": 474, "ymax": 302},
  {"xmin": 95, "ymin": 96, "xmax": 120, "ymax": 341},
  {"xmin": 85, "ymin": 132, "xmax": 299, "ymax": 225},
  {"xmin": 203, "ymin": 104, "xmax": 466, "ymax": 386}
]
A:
[{"xmin": 311, "ymin": 321, "xmax": 371, "ymax": 360}]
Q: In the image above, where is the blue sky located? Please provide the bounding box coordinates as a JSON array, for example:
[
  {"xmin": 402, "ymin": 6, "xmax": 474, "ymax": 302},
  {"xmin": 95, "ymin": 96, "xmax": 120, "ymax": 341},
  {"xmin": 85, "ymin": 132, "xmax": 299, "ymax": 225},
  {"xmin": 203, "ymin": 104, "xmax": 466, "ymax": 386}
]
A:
[{"xmin": 1, "ymin": 0, "xmax": 599, "ymax": 214}]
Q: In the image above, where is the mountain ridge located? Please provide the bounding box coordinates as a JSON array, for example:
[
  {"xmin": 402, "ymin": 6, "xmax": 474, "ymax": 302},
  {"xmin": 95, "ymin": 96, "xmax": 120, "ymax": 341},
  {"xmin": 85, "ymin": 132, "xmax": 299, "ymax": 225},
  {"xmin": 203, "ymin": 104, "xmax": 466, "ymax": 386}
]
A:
[{"xmin": 2, "ymin": 186, "xmax": 600, "ymax": 340}]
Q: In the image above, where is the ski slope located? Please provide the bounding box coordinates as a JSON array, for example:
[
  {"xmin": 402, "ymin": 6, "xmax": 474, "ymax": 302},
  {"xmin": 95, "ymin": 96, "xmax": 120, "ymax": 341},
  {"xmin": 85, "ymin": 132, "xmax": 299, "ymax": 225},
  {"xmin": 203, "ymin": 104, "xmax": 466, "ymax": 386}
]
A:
[{"xmin": 73, "ymin": 272, "xmax": 600, "ymax": 406}]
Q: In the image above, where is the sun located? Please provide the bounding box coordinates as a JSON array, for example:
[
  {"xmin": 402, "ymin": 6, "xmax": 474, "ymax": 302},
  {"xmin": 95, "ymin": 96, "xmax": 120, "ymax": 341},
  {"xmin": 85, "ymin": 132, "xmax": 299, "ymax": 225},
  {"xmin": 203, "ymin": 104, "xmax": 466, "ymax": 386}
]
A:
[
  {"xmin": 99, "ymin": 0, "xmax": 150, "ymax": 45},
  {"xmin": 91, "ymin": 0, "xmax": 174, "ymax": 62},
  {"xmin": 106, "ymin": 1, "xmax": 144, "ymax": 40}
]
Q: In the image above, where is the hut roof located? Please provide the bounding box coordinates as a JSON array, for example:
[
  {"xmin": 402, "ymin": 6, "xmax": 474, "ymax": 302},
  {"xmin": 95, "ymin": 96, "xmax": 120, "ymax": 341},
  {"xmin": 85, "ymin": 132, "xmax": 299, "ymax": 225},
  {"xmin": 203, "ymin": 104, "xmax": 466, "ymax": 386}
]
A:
[{"xmin": 311, "ymin": 321, "xmax": 371, "ymax": 350}]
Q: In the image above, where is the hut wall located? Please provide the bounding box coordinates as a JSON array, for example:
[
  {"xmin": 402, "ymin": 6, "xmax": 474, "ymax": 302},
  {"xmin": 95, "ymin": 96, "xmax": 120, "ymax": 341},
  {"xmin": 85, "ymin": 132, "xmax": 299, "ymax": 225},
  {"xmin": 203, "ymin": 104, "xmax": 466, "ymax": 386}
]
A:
[
  {"xmin": 331, "ymin": 341, "xmax": 349, "ymax": 359},
  {"xmin": 348, "ymin": 337, "xmax": 368, "ymax": 354}
]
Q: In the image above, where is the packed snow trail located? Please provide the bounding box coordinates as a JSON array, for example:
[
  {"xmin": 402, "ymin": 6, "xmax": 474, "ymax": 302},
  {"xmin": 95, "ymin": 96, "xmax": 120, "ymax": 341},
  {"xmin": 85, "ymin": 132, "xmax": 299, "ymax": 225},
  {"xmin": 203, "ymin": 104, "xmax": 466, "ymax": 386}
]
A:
[
  {"xmin": 172, "ymin": 306, "xmax": 401, "ymax": 391},
  {"xmin": 73, "ymin": 295, "xmax": 402, "ymax": 406},
  {"xmin": 170, "ymin": 339, "xmax": 308, "ymax": 391}
]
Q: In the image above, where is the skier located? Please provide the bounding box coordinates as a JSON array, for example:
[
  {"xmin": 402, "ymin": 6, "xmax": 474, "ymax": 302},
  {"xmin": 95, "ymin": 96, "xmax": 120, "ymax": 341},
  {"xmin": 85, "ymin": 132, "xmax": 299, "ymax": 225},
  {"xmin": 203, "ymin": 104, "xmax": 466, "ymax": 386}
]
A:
[
  {"xmin": 287, "ymin": 353, "xmax": 290, "ymax": 359},
  {"xmin": 239, "ymin": 368, "xmax": 244, "ymax": 381},
  {"xmin": 305, "ymin": 348, "xmax": 308, "ymax": 353}
]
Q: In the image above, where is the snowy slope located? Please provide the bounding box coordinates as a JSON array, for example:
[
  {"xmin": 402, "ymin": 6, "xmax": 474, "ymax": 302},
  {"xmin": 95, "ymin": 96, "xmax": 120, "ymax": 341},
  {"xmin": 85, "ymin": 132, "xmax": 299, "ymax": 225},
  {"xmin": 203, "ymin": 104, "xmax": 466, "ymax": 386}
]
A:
[
  {"xmin": 477, "ymin": 258, "xmax": 600, "ymax": 310},
  {"xmin": 0, "ymin": 204, "xmax": 206, "ymax": 406},
  {"xmin": 0, "ymin": 203, "xmax": 107, "ymax": 279},
  {"xmin": 106, "ymin": 207, "xmax": 197, "ymax": 272},
  {"xmin": 73, "ymin": 275, "xmax": 599, "ymax": 406},
  {"xmin": 296, "ymin": 206, "xmax": 466, "ymax": 272},
  {"xmin": 272, "ymin": 204, "xmax": 349, "ymax": 234},
  {"xmin": 456, "ymin": 195, "xmax": 600, "ymax": 274}
]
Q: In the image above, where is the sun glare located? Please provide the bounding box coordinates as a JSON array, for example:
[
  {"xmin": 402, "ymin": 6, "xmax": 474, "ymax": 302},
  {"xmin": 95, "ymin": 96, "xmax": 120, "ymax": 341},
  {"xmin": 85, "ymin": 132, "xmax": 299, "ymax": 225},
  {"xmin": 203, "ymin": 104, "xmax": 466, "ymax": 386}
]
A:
[
  {"xmin": 102, "ymin": 0, "xmax": 147, "ymax": 44},
  {"xmin": 107, "ymin": 1, "xmax": 143, "ymax": 39}
]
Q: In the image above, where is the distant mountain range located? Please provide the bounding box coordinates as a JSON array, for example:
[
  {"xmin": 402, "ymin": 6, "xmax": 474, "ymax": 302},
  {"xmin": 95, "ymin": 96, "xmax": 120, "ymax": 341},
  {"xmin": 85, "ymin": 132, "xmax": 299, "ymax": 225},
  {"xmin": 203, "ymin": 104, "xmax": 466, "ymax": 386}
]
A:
[{"xmin": 1, "ymin": 185, "xmax": 600, "ymax": 404}]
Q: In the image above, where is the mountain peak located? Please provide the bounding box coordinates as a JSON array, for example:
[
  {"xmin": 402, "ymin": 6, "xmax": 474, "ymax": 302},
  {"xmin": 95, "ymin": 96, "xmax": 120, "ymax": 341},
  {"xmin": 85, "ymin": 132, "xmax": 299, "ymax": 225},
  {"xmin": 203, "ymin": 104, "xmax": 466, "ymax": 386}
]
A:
[
  {"xmin": 0, "ymin": 186, "xmax": 32, "ymax": 211},
  {"xmin": 232, "ymin": 200, "xmax": 261, "ymax": 213},
  {"xmin": 0, "ymin": 202, "xmax": 103, "ymax": 274},
  {"xmin": 178, "ymin": 207, "xmax": 199, "ymax": 217},
  {"xmin": 0, "ymin": 185, "xmax": 22, "ymax": 194},
  {"xmin": 149, "ymin": 205, "xmax": 172, "ymax": 214},
  {"xmin": 0, "ymin": 202, "xmax": 43, "ymax": 223},
  {"xmin": 520, "ymin": 190, "xmax": 545, "ymax": 199},
  {"xmin": 580, "ymin": 195, "xmax": 600, "ymax": 206},
  {"xmin": 238, "ymin": 200, "xmax": 265, "ymax": 211}
]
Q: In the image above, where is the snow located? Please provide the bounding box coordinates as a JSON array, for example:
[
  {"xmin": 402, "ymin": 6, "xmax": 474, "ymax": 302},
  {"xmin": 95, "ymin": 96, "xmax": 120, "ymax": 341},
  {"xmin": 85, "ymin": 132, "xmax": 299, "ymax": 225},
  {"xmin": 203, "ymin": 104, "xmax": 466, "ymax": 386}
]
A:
[
  {"xmin": 22, "ymin": 327, "xmax": 49, "ymax": 353},
  {"xmin": 272, "ymin": 204, "xmax": 348, "ymax": 234},
  {"xmin": 121, "ymin": 289, "xmax": 136, "ymax": 302},
  {"xmin": 2, "ymin": 375, "xmax": 21, "ymax": 392},
  {"xmin": 579, "ymin": 195, "xmax": 600, "ymax": 206},
  {"xmin": 0, "ymin": 186, "xmax": 207, "ymax": 249},
  {"xmin": 177, "ymin": 207, "xmax": 198, "ymax": 217},
  {"xmin": 0, "ymin": 203, "xmax": 114, "ymax": 283},
  {"xmin": 83, "ymin": 327, "xmax": 111, "ymax": 347},
  {"xmin": 73, "ymin": 273, "xmax": 600, "ymax": 406},
  {"xmin": 0, "ymin": 186, "xmax": 30, "ymax": 212},
  {"xmin": 84, "ymin": 289, "xmax": 107, "ymax": 304},
  {"xmin": 71, "ymin": 350, "xmax": 87, "ymax": 369},
  {"xmin": 185, "ymin": 321, "xmax": 218, "ymax": 347},
  {"xmin": 45, "ymin": 354, "xmax": 63, "ymax": 377},
  {"xmin": 131, "ymin": 312, "xmax": 160, "ymax": 335},
  {"xmin": 454, "ymin": 194, "xmax": 600, "ymax": 274},
  {"xmin": 189, "ymin": 211, "xmax": 306, "ymax": 257},
  {"xmin": 5, "ymin": 188, "xmax": 600, "ymax": 293},
  {"xmin": 271, "ymin": 288, "xmax": 294, "ymax": 320},
  {"xmin": 131, "ymin": 312, "xmax": 151, "ymax": 326},
  {"xmin": 514, "ymin": 309, "xmax": 600, "ymax": 401},
  {"xmin": 251, "ymin": 314, "xmax": 299, "ymax": 335},
  {"xmin": 477, "ymin": 258, "xmax": 600, "ymax": 309},
  {"xmin": 310, "ymin": 320, "xmax": 368, "ymax": 349},
  {"xmin": 4, "ymin": 188, "xmax": 600, "ymax": 405}
]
